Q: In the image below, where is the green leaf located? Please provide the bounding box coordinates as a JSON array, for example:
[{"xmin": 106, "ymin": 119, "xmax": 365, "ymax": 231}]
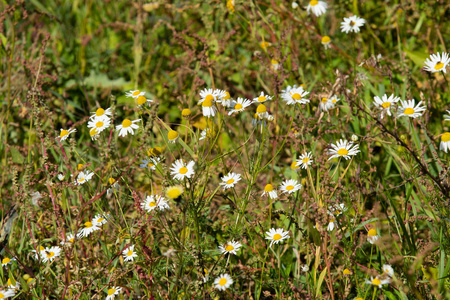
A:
[
  {"xmin": 315, "ymin": 268, "xmax": 327, "ymax": 297},
  {"xmin": 404, "ymin": 49, "xmax": 428, "ymax": 68}
]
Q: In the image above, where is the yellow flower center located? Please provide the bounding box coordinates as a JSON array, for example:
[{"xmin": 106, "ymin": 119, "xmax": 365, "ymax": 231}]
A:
[
  {"xmin": 286, "ymin": 185, "xmax": 294, "ymax": 191},
  {"xmin": 367, "ymin": 228, "xmax": 377, "ymax": 236},
  {"xmin": 97, "ymin": 218, "xmax": 104, "ymax": 223},
  {"xmin": 179, "ymin": 167, "xmax": 188, "ymax": 174},
  {"xmin": 321, "ymin": 36, "xmax": 331, "ymax": 44},
  {"xmin": 253, "ymin": 113, "xmax": 261, "ymax": 120},
  {"xmin": 122, "ymin": 119, "xmax": 132, "ymax": 127},
  {"xmin": 264, "ymin": 184, "xmax": 274, "ymax": 192},
  {"xmin": 273, "ymin": 233, "xmax": 282, "ymax": 240},
  {"xmin": 69, "ymin": 238, "xmax": 74, "ymax": 243},
  {"xmin": 90, "ymin": 128, "xmax": 98, "ymax": 136},
  {"xmin": 78, "ymin": 177, "xmax": 85, "ymax": 182},
  {"xmin": 132, "ymin": 91, "xmax": 140, "ymax": 96},
  {"xmin": 109, "ymin": 177, "xmax": 116, "ymax": 184},
  {"xmin": 257, "ymin": 104, "xmax": 267, "ymax": 113},
  {"xmin": 271, "ymin": 59, "xmax": 278, "ymax": 64},
  {"xmin": 225, "ymin": 244, "xmax": 234, "ymax": 251},
  {"xmin": 310, "ymin": 0, "xmax": 318, "ymax": 6},
  {"xmin": 168, "ymin": 130, "xmax": 179, "ymax": 140},
  {"xmin": 292, "ymin": 93, "xmax": 301, "ymax": 100},
  {"xmin": 258, "ymin": 96, "xmax": 266, "ymax": 102},
  {"xmin": 343, "ymin": 269, "xmax": 351, "ymax": 275},
  {"xmin": 96, "ymin": 121, "xmax": 104, "ymax": 128},
  {"xmin": 127, "ymin": 250, "xmax": 133, "ymax": 256},
  {"xmin": 137, "ymin": 95, "xmax": 147, "ymax": 105},
  {"xmin": 148, "ymin": 147, "xmax": 162, "ymax": 156},
  {"xmin": 381, "ymin": 102, "xmax": 391, "ymax": 108},
  {"xmin": 321, "ymin": 97, "xmax": 328, "ymax": 103},
  {"xmin": 7, "ymin": 278, "xmax": 12, "ymax": 285},
  {"xmin": 226, "ymin": 179, "xmax": 235, "ymax": 185},
  {"xmin": 291, "ymin": 161, "xmax": 299, "ymax": 169},
  {"xmin": 337, "ymin": 148, "xmax": 349, "ymax": 156},
  {"xmin": 77, "ymin": 164, "xmax": 84, "ymax": 170},
  {"xmin": 442, "ymin": 132, "xmax": 450, "ymax": 142},
  {"xmin": 96, "ymin": 108, "xmax": 105, "ymax": 116},
  {"xmin": 2, "ymin": 258, "xmax": 10, "ymax": 264},
  {"xmin": 435, "ymin": 62, "xmax": 444, "ymax": 70},
  {"xmin": 205, "ymin": 94, "xmax": 214, "ymax": 101},
  {"xmin": 234, "ymin": 103, "xmax": 243, "ymax": 110},
  {"xmin": 223, "ymin": 91, "xmax": 231, "ymax": 99},
  {"xmin": 60, "ymin": 129, "xmax": 69, "ymax": 137},
  {"xmin": 107, "ymin": 288, "xmax": 116, "ymax": 295},
  {"xmin": 182, "ymin": 108, "xmax": 191, "ymax": 116},
  {"xmin": 149, "ymin": 201, "xmax": 156, "ymax": 207},
  {"xmin": 350, "ymin": 21, "xmax": 355, "ymax": 26},
  {"xmin": 46, "ymin": 252, "xmax": 54, "ymax": 258},
  {"xmin": 202, "ymin": 98, "xmax": 213, "ymax": 107},
  {"xmin": 404, "ymin": 108, "xmax": 415, "ymax": 115},
  {"xmin": 147, "ymin": 163, "xmax": 154, "ymax": 168},
  {"xmin": 167, "ymin": 188, "xmax": 182, "ymax": 199},
  {"xmin": 39, "ymin": 246, "xmax": 45, "ymax": 251},
  {"xmin": 372, "ymin": 278, "xmax": 381, "ymax": 285},
  {"xmin": 0, "ymin": 293, "xmax": 4, "ymax": 298},
  {"xmin": 85, "ymin": 221, "xmax": 93, "ymax": 228},
  {"xmin": 303, "ymin": 157, "xmax": 309, "ymax": 163},
  {"xmin": 218, "ymin": 278, "xmax": 227, "ymax": 286}
]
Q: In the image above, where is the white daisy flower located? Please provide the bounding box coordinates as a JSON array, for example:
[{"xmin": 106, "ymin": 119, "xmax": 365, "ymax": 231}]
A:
[
  {"xmin": 301, "ymin": 264, "xmax": 309, "ymax": 272},
  {"xmin": 382, "ymin": 264, "xmax": 394, "ymax": 277},
  {"xmin": 136, "ymin": 95, "xmax": 153, "ymax": 108},
  {"xmin": 373, "ymin": 94, "xmax": 400, "ymax": 119},
  {"xmin": 87, "ymin": 117, "xmax": 111, "ymax": 135},
  {"xmin": 351, "ymin": 134, "xmax": 358, "ymax": 142},
  {"xmin": 329, "ymin": 203, "xmax": 347, "ymax": 216},
  {"xmin": 281, "ymin": 86, "xmax": 309, "ymax": 105},
  {"xmin": 170, "ymin": 159, "xmax": 195, "ymax": 180},
  {"xmin": 365, "ymin": 276, "xmax": 390, "ymax": 288},
  {"xmin": 77, "ymin": 221, "xmax": 100, "ymax": 238},
  {"xmin": 92, "ymin": 214, "xmax": 108, "ymax": 227},
  {"xmin": 423, "ymin": 52, "xmax": 450, "ymax": 73},
  {"xmin": 396, "ymin": 99, "xmax": 426, "ymax": 118},
  {"xmin": 320, "ymin": 95, "xmax": 340, "ymax": 111},
  {"xmin": 198, "ymin": 88, "xmax": 218, "ymax": 117},
  {"xmin": 219, "ymin": 240, "xmax": 242, "ymax": 255},
  {"xmin": 1, "ymin": 257, "xmax": 14, "ymax": 268},
  {"xmin": 58, "ymin": 128, "xmax": 76, "ymax": 141},
  {"xmin": 167, "ymin": 130, "xmax": 179, "ymax": 143},
  {"xmin": 340, "ymin": 15, "xmax": 366, "ymax": 33},
  {"xmin": 440, "ymin": 132, "xmax": 450, "ymax": 153},
  {"xmin": 123, "ymin": 245, "xmax": 138, "ymax": 262},
  {"xmin": 41, "ymin": 246, "xmax": 61, "ymax": 263},
  {"xmin": 216, "ymin": 90, "xmax": 233, "ymax": 107},
  {"xmin": 367, "ymin": 228, "xmax": 380, "ymax": 244},
  {"xmin": 106, "ymin": 286, "xmax": 122, "ymax": 300},
  {"xmin": 107, "ymin": 178, "xmax": 120, "ymax": 196},
  {"xmin": 199, "ymin": 128, "xmax": 213, "ymax": 140},
  {"xmin": 252, "ymin": 92, "xmax": 273, "ymax": 104},
  {"xmin": 90, "ymin": 107, "xmax": 112, "ymax": 121},
  {"xmin": 255, "ymin": 103, "xmax": 270, "ymax": 119},
  {"xmin": 214, "ymin": 274, "xmax": 233, "ymax": 291},
  {"xmin": 57, "ymin": 173, "xmax": 65, "ymax": 181},
  {"xmin": 228, "ymin": 97, "xmax": 252, "ymax": 115},
  {"xmin": 265, "ymin": 228, "xmax": 289, "ymax": 247},
  {"xmin": 0, "ymin": 289, "xmax": 15, "ymax": 299},
  {"xmin": 125, "ymin": 90, "xmax": 145, "ymax": 99},
  {"xmin": 60, "ymin": 233, "xmax": 75, "ymax": 246},
  {"xmin": 306, "ymin": 0, "xmax": 327, "ymax": 17},
  {"xmin": 141, "ymin": 195, "xmax": 170, "ymax": 212},
  {"xmin": 219, "ymin": 172, "xmax": 241, "ymax": 190},
  {"xmin": 262, "ymin": 184, "xmax": 278, "ymax": 200},
  {"xmin": 31, "ymin": 246, "xmax": 45, "ymax": 260},
  {"xmin": 74, "ymin": 171, "xmax": 95, "ymax": 185},
  {"xmin": 327, "ymin": 218, "xmax": 335, "ymax": 231},
  {"xmin": 116, "ymin": 119, "xmax": 140, "ymax": 137},
  {"xmin": 328, "ymin": 139, "xmax": 360, "ymax": 160},
  {"xmin": 321, "ymin": 36, "xmax": 331, "ymax": 49},
  {"xmin": 7, "ymin": 278, "xmax": 20, "ymax": 290},
  {"xmin": 295, "ymin": 152, "xmax": 313, "ymax": 169},
  {"xmin": 279, "ymin": 179, "xmax": 302, "ymax": 194},
  {"xmin": 140, "ymin": 157, "xmax": 160, "ymax": 170}
]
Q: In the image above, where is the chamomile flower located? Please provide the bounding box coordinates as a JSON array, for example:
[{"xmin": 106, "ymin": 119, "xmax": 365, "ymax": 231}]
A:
[
  {"xmin": 295, "ymin": 152, "xmax": 313, "ymax": 169},
  {"xmin": 321, "ymin": 36, "xmax": 331, "ymax": 49},
  {"xmin": 106, "ymin": 287, "xmax": 122, "ymax": 300},
  {"xmin": 141, "ymin": 195, "xmax": 170, "ymax": 212},
  {"xmin": 365, "ymin": 276, "xmax": 390, "ymax": 288},
  {"xmin": 301, "ymin": 265, "xmax": 309, "ymax": 272},
  {"xmin": 382, "ymin": 264, "xmax": 394, "ymax": 277},
  {"xmin": 77, "ymin": 221, "xmax": 100, "ymax": 238},
  {"xmin": 7, "ymin": 278, "xmax": 20, "ymax": 290},
  {"xmin": 279, "ymin": 179, "xmax": 302, "ymax": 194},
  {"xmin": 31, "ymin": 245, "xmax": 45, "ymax": 260},
  {"xmin": 219, "ymin": 240, "xmax": 242, "ymax": 255},
  {"xmin": 306, "ymin": 0, "xmax": 327, "ymax": 17},
  {"xmin": 107, "ymin": 177, "xmax": 120, "ymax": 196},
  {"xmin": 228, "ymin": 97, "xmax": 252, "ymax": 115},
  {"xmin": 440, "ymin": 133, "xmax": 450, "ymax": 153},
  {"xmin": 351, "ymin": 134, "xmax": 358, "ymax": 142},
  {"xmin": 89, "ymin": 128, "xmax": 100, "ymax": 141},
  {"xmin": 373, "ymin": 94, "xmax": 400, "ymax": 119},
  {"xmin": 329, "ymin": 203, "xmax": 347, "ymax": 216},
  {"xmin": 74, "ymin": 171, "xmax": 95, "ymax": 185},
  {"xmin": 396, "ymin": 99, "xmax": 426, "ymax": 119},
  {"xmin": 271, "ymin": 59, "xmax": 280, "ymax": 70},
  {"xmin": 87, "ymin": 117, "xmax": 111, "ymax": 135},
  {"xmin": 214, "ymin": 274, "xmax": 233, "ymax": 291},
  {"xmin": 181, "ymin": 108, "xmax": 192, "ymax": 117},
  {"xmin": 1, "ymin": 257, "xmax": 14, "ymax": 268},
  {"xmin": 253, "ymin": 92, "xmax": 273, "ymax": 104},
  {"xmin": 58, "ymin": 128, "xmax": 76, "ymax": 141},
  {"xmin": 367, "ymin": 228, "xmax": 380, "ymax": 244},
  {"xmin": 265, "ymin": 228, "xmax": 289, "ymax": 246},
  {"xmin": 282, "ymin": 86, "xmax": 309, "ymax": 105},
  {"xmin": 58, "ymin": 173, "xmax": 65, "ymax": 181},
  {"xmin": 198, "ymin": 88, "xmax": 218, "ymax": 117},
  {"xmin": 341, "ymin": 15, "xmax": 366, "ymax": 33},
  {"xmin": 423, "ymin": 52, "xmax": 450, "ymax": 73},
  {"xmin": 125, "ymin": 90, "xmax": 144, "ymax": 99},
  {"xmin": 140, "ymin": 157, "xmax": 160, "ymax": 170},
  {"xmin": 92, "ymin": 214, "xmax": 108, "ymax": 227},
  {"xmin": 256, "ymin": 104, "xmax": 269, "ymax": 119},
  {"xmin": 0, "ymin": 289, "xmax": 15, "ymax": 299},
  {"xmin": 167, "ymin": 130, "xmax": 179, "ymax": 143},
  {"xmin": 215, "ymin": 89, "xmax": 229, "ymax": 104},
  {"xmin": 328, "ymin": 139, "xmax": 360, "ymax": 160},
  {"xmin": 136, "ymin": 95, "xmax": 153, "ymax": 108},
  {"xmin": 41, "ymin": 246, "xmax": 61, "ymax": 263},
  {"xmin": 262, "ymin": 184, "xmax": 278, "ymax": 200},
  {"xmin": 123, "ymin": 245, "xmax": 138, "ymax": 262},
  {"xmin": 327, "ymin": 218, "xmax": 336, "ymax": 231},
  {"xmin": 219, "ymin": 172, "xmax": 241, "ymax": 190},
  {"xmin": 343, "ymin": 268, "xmax": 352, "ymax": 275},
  {"xmin": 165, "ymin": 185, "xmax": 184, "ymax": 200},
  {"xmin": 218, "ymin": 90, "xmax": 233, "ymax": 107},
  {"xmin": 199, "ymin": 128, "xmax": 214, "ymax": 140},
  {"xmin": 60, "ymin": 233, "xmax": 75, "ymax": 246},
  {"xmin": 90, "ymin": 107, "xmax": 112, "ymax": 121},
  {"xmin": 116, "ymin": 119, "xmax": 140, "ymax": 137},
  {"xmin": 170, "ymin": 159, "xmax": 195, "ymax": 180}
]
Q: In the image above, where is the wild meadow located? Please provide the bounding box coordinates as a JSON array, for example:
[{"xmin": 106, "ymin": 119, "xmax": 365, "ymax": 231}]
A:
[{"xmin": 1, "ymin": 0, "xmax": 450, "ymax": 299}]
